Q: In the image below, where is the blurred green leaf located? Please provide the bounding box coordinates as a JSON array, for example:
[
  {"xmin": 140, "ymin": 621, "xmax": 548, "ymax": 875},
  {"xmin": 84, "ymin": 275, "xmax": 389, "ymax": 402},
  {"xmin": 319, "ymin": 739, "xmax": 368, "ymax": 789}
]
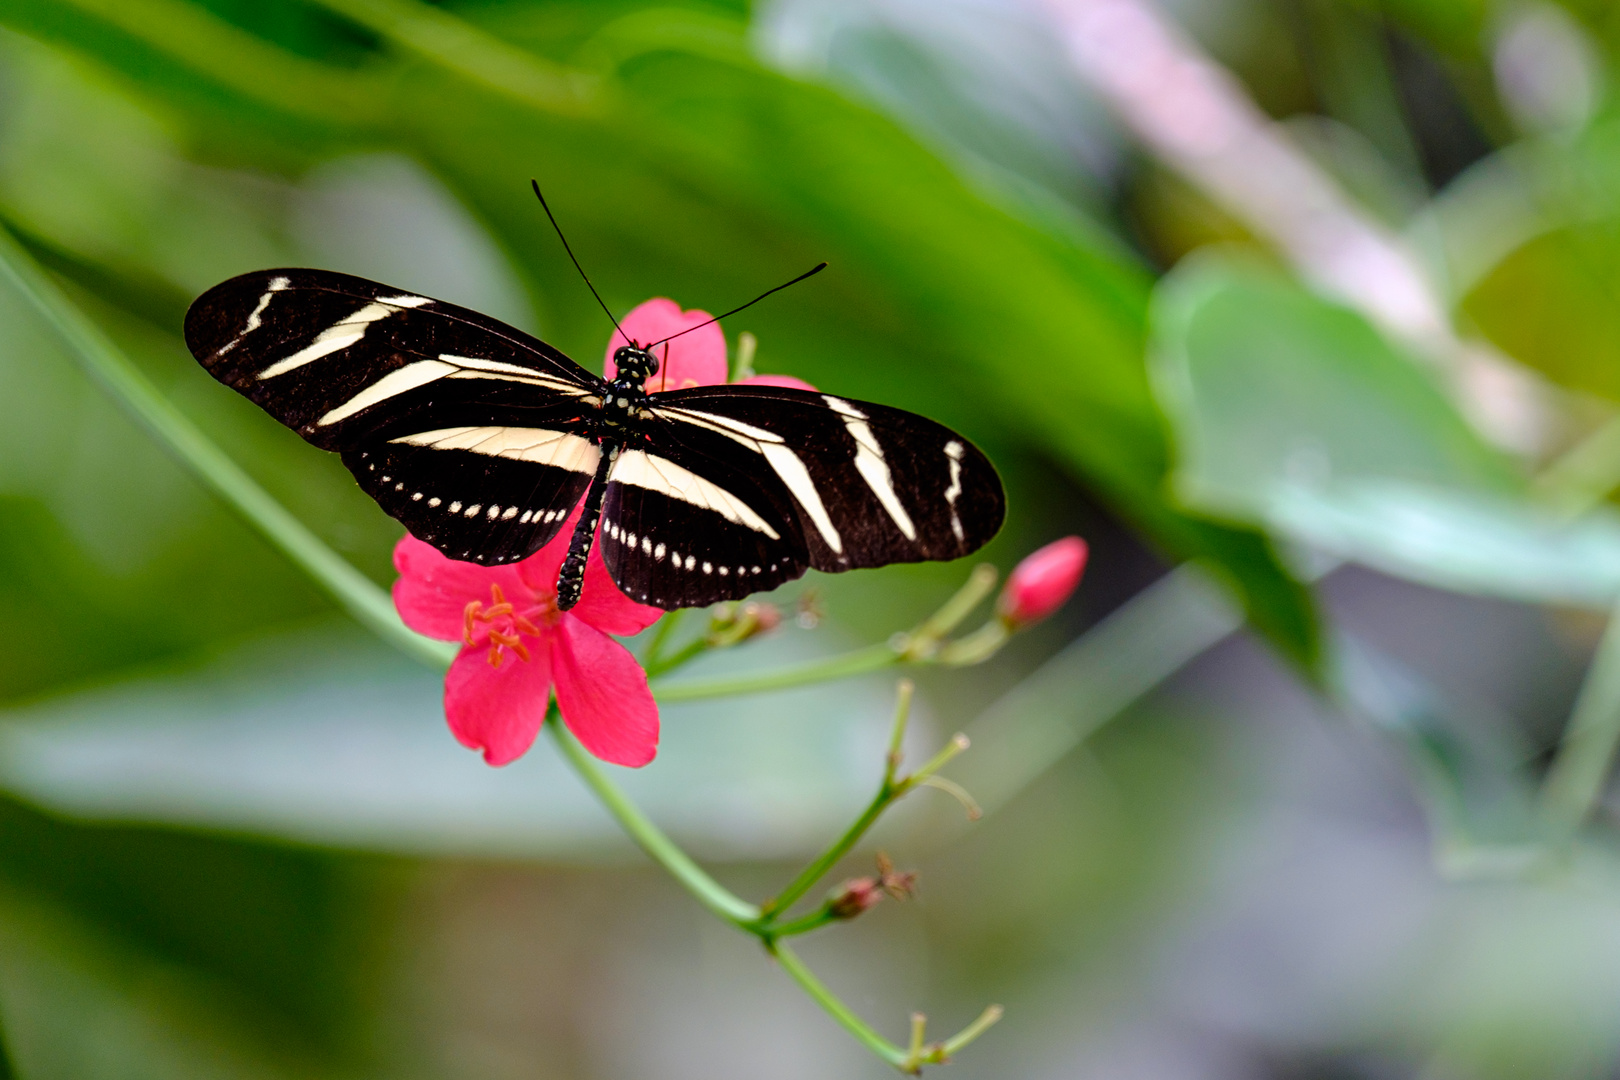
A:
[
  {"xmin": 1463, "ymin": 220, "xmax": 1620, "ymax": 402},
  {"xmin": 1154, "ymin": 251, "xmax": 1517, "ymax": 507},
  {"xmin": 1356, "ymin": 0, "xmax": 1490, "ymax": 56},
  {"xmin": 0, "ymin": 795, "xmax": 385, "ymax": 1066},
  {"xmin": 1146, "ymin": 251, "xmax": 1620, "ymax": 606},
  {"xmin": 0, "ymin": 882, "xmax": 331, "ymax": 1079}
]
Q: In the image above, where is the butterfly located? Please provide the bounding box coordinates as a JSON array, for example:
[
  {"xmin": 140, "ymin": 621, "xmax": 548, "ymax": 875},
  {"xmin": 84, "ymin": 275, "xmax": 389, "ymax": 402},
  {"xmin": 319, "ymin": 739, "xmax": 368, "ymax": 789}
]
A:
[{"xmin": 183, "ymin": 266, "xmax": 1005, "ymax": 612}]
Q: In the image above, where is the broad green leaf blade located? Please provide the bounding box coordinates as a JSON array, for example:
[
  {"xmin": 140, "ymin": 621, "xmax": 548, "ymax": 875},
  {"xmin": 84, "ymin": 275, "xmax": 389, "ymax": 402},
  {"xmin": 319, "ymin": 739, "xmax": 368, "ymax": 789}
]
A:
[
  {"xmin": 1148, "ymin": 252, "xmax": 1620, "ymax": 606},
  {"xmin": 1153, "ymin": 250, "xmax": 1519, "ymax": 514}
]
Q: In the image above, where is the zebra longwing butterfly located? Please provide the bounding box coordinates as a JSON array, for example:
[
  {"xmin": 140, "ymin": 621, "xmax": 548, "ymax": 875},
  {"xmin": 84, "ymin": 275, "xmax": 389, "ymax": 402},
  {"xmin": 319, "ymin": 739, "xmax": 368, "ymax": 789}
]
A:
[{"xmin": 183, "ymin": 268, "xmax": 1005, "ymax": 611}]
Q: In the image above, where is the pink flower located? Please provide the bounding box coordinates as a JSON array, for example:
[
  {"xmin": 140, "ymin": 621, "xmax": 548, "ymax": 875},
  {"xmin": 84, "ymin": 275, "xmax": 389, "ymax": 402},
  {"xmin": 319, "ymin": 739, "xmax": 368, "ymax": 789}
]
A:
[
  {"xmin": 998, "ymin": 537, "xmax": 1088, "ymax": 627},
  {"xmin": 392, "ymin": 503, "xmax": 663, "ymax": 768},
  {"xmin": 605, "ymin": 298, "xmax": 817, "ymax": 392},
  {"xmin": 394, "ymin": 298, "xmax": 813, "ymax": 769}
]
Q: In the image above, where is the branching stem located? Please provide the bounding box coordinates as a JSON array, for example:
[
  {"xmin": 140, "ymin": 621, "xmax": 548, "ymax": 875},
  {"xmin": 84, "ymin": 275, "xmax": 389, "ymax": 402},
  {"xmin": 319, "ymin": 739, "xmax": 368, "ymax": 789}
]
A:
[{"xmin": 546, "ymin": 719, "xmax": 758, "ymax": 927}]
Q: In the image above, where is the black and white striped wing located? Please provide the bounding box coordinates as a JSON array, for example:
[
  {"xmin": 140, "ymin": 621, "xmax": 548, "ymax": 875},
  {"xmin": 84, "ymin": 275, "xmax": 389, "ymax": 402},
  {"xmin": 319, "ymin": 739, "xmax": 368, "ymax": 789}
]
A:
[
  {"xmin": 597, "ymin": 439, "xmax": 810, "ymax": 608},
  {"xmin": 600, "ymin": 385, "xmax": 1005, "ymax": 606},
  {"xmin": 184, "ymin": 268, "xmax": 603, "ymax": 563},
  {"xmin": 342, "ymin": 430, "xmax": 598, "ymax": 565}
]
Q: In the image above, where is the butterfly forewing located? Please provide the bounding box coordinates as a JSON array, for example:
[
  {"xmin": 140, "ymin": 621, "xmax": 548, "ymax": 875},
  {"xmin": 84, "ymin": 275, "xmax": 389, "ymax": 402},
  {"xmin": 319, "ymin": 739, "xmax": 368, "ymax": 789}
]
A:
[
  {"xmin": 187, "ymin": 268, "xmax": 611, "ymax": 565},
  {"xmin": 184, "ymin": 269, "xmax": 598, "ymax": 450},
  {"xmin": 643, "ymin": 386, "xmax": 1005, "ymax": 576}
]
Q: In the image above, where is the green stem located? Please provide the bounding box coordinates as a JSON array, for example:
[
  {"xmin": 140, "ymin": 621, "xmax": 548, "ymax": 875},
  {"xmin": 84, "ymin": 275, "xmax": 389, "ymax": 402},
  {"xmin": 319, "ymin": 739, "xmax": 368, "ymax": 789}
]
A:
[
  {"xmin": 763, "ymin": 785, "xmax": 893, "ymax": 920},
  {"xmin": 545, "ymin": 721, "xmax": 758, "ymax": 926},
  {"xmin": 761, "ymin": 904, "xmax": 839, "ymax": 939},
  {"xmin": 641, "ymin": 609, "xmax": 684, "ymax": 669},
  {"xmin": 908, "ymin": 565, "xmax": 997, "ymax": 653},
  {"xmin": 644, "ymin": 635, "xmax": 712, "ymax": 680},
  {"xmin": 936, "ymin": 1005, "xmax": 1006, "ymax": 1060},
  {"xmin": 1542, "ymin": 595, "xmax": 1620, "ymax": 838},
  {"xmin": 652, "ymin": 642, "xmax": 898, "ymax": 702},
  {"xmin": 761, "ymin": 682, "xmax": 919, "ymax": 919},
  {"xmin": 886, "ymin": 680, "xmax": 916, "ymax": 781},
  {"xmin": 649, "ymin": 561, "xmax": 1009, "ymax": 703},
  {"xmin": 0, "ymin": 226, "xmax": 455, "ymax": 671},
  {"xmin": 767, "ymin": 941, "xmax": 907, "ymax": 1068}
]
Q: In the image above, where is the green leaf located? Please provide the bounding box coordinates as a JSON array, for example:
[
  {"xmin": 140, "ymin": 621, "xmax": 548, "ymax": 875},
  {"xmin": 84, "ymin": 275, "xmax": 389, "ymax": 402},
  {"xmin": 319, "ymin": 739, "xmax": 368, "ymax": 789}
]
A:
[
  {"xmin": 1463, "ymin": 220, "xmax": 1620, "ymax": 403},
  {"xmin": 1154, "ymin": 251, "xmax": 1518, "ymax": 509},
  {"xmin": 0, "ymin": 800, "xmax": 378, "ymax": 1066},
  {"xmin": 1150, "ymin": 251, "xmax": 1620, "ymax": 607},
  {"xmin": 0, "ymin": 884, "xmax": 329, "ymax": 1078}
]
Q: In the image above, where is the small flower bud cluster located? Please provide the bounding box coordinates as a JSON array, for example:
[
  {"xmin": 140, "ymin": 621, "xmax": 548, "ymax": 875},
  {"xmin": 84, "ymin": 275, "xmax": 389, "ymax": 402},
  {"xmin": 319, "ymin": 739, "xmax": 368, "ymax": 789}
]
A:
[
  {"xmin": 706, "ymin": 600, "xmax": 781, "ymax": 648},
  {"xmin": 829, "ymin": 853, "xmax": 917, "ymax": 920}
]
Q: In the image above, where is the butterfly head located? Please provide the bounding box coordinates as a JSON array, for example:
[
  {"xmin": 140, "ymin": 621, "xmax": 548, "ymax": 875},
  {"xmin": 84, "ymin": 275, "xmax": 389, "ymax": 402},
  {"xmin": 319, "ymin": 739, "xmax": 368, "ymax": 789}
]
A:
[{"xmin": 613, "ymin": 344, "xmax": 660, "ymax": 382}]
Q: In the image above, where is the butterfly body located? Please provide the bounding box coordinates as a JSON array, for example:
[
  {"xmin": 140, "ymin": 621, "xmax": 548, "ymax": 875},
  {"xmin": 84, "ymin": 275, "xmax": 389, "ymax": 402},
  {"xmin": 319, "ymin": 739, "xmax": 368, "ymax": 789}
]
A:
[{"xmin": 185, "ymin": 269, "xmax": 1005, "ymax": 611}]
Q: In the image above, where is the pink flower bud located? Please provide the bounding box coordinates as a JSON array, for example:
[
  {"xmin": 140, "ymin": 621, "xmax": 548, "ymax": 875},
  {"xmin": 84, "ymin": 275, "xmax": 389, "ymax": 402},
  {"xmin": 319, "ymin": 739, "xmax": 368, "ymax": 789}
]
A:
[
  {"xmin": 998, "ymin": 537, "xmax": 1087, "ymax": 627},
  {"xmin": 829, "ymin": 877, "xmax": 884, "ymax": 920}
]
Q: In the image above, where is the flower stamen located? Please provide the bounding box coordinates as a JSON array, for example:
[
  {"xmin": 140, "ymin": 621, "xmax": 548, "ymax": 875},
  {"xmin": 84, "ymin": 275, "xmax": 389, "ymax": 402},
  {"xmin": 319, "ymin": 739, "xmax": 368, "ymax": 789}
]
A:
[{"xmin": 465, "ymin": 584, "xmax": 537, "ymax": 665}]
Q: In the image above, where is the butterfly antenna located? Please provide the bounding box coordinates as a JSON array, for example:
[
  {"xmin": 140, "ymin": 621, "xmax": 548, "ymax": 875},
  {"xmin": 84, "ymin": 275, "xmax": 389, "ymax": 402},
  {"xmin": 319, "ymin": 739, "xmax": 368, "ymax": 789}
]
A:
[
  {"xmin": 530, "ymin": 179, "xmax": 627, "ymax": 344},
  {"xmin": 647, "ymin": 262, "xmax": 828, "ymax": 349}
]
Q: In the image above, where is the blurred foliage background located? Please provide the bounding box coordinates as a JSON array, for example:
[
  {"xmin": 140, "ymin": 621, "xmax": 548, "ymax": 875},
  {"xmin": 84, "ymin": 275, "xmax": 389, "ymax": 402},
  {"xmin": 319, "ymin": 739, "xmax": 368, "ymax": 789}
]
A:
[{"xmin": 6, "ymin": 0, "xmax": 1620, "ymax": 1076}]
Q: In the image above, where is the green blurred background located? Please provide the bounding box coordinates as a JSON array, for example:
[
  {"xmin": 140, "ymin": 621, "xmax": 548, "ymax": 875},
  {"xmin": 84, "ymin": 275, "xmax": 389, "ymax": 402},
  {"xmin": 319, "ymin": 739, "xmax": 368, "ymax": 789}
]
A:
[{"xmin": 6, "ymin": 0, "xmax": 1620, "ymax": 1076}]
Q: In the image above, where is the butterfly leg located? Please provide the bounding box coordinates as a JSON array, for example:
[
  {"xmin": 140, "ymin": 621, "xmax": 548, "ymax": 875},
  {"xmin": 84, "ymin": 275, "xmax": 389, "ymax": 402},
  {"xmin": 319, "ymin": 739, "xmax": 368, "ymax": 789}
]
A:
[{"xmin": 556, "ymin": 444, "xmax": 618, "ymax": 610}]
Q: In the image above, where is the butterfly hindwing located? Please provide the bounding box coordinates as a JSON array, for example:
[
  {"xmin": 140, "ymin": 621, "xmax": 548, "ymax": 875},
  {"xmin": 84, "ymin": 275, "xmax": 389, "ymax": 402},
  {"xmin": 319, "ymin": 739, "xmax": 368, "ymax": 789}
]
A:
[
  {"xmin": 644, "ymin": 386, "xmax": 1005, "ymax": 577},
  {"xmin": 184, "ymin": 268, "xmax": 598, "ymax": 450},
  {"xmin": 344, "ymin": 422, "xmax": 599, "ymax": 565},
  {"xmin": 597, "ymin": 441, "xmax": 808, "ymax": 608}
]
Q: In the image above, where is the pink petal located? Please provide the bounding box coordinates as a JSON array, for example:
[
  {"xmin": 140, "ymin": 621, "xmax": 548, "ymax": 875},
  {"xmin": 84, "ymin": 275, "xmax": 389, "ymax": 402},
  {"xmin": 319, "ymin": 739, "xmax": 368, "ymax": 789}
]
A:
[
  {"xmin": 999, "ymin": 536, "xmax": 1088, "ymax": 626},
  {"xmin": 737, "ymin": 373, "xmax": 818, "ymax": 392},
  {"xmin": 573, "ymin": 548, "xmax": 664, "ymax": 635},
  {"xmin": 550, "ymin": 617, "xmax": 659, "ymax": 767},
  {"xmin": 604, "ymin": 298, "xmax": 728, "ymax": 390},
  {"xmin": 444, "ymin": 639, "xmax": 555, "ymax": 766},
  {"xmin": 393, "ymin": 535, "xmax": 531, "ymax": 642}
]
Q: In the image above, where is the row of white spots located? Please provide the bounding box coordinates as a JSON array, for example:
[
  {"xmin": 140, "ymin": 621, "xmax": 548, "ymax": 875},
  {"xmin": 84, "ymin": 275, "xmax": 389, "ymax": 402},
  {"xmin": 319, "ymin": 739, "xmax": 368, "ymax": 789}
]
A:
[
  {"xmin": 599, "ymin": 519, "xmax": 770, "ymax": 579},
  {"xmin": 435, "ymin": 499, "xmax": 565, "ymax": 524},
  {"xmin": 364, "ymin": 461, "xmax": 566, "ymax": 529},
  {"xmin": 216, "ymin": 275, "xmax": 290, "ymax": 357},
  {"xmin": 258, "ymin": 294, "xmax": 431, "ymax": 380}
]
